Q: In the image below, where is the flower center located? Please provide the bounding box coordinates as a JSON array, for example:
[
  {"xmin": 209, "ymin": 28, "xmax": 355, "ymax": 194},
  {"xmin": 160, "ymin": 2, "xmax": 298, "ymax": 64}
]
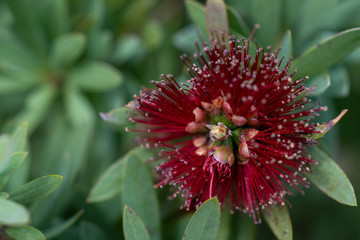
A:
[{"xmin": 208, "ymin": 123, "xmax": 231, "ymax": 141}]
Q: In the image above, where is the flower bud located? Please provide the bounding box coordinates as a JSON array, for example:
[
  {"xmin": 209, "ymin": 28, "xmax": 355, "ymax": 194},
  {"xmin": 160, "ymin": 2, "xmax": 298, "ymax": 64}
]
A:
[
  {"xmin": 209, "ymin": 123, "xmax": 230, "ymax": 141},
  {"xmin": 213, "ymin": 146, "xmax": 234, "ymax": 166},
  {"xmin": 185, "ymin": 122, "xmax": 206, "ymax": 133}
]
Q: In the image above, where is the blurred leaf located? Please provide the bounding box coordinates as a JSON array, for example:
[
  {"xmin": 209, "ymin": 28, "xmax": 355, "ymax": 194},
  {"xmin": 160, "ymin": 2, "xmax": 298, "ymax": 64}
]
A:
[
  {"xmin": 79, "ymin": 221, "xmax": 108, "ymax": 240},
  {"xmin": 87, "ymin": 156, "xmax": 127, "ymax": 203},
  {"xmin": 142, "ymin": 19, "xmax": 164, "ymax": 50},
  {"xmin": 185, "ymin": 0, "xmax": 207, "ymax": 36},
  {"xmin": 292, "ymin": 28, "xmax": 360, "ymax": 78},
  {"xmin": 5, "ymin": 226, "xmax": 45, "ymax": 240},
  {"xmin": 227, "ymin": 6, "xmax": 249, "ymax": 37},
  {"xmin": 11, "ymin": 122, "xmax": 28, "ymax": 153},
  {"xmin": 263, "ymin": 205, "xmax": 292, "ymax": 240},
  {"xmin": 0, "ymin": 192, "xmax": 9, "ymax": 199},
  {"xmin": 40, "ymin": 0, "xmax": 70, "ymax": 38},
  {"xmin": 100, "ymin": 107, "xmax": 129, "ymax": 127},
  {"xmin": 182, "ymin": 197, "xmax": 220, "ymax": 240},
  {"xmin": 172, "ymin": 25, "xmax": 201, "ymax": 54},
  {"xmin": 69, "ymin": 62, "xmax": 123, "ymax": 92},
  {"xmin": 307, "ymin": 72, "xmax": 331, "ymax": 96},
  {"xmin": 218, "ymin": 210, "xmax": 231, "ymax": 240},
  {"xmin": 43, "ymin": 210, "xmax": 84, "ymax": 240},
  {"xmin": 111, "ymin": 34, "xmax": 144, "ymax": 64},
  {"xmin": 0, "ymin": 198, "xmax": 30, "ymax": 226},
  {"xmin": 311, "ymin": 110, "xmax": 348, "ymax": 140},
  {"xmin": 9, "ymin": 175, "xmax": 63, "ymax": 205},
  {"xmin": 0, "ymin": 135, "xmax": 14, "ymax": 170},
  {"xmin": 87, "ymin": 30, "xmax": 113, "ymax": 61},
  {"xmin": 306, "ymin": 146, "xmax": 357, "ymax": 206},
  {"xmin": 50, "ymin": 33, "xmax": 86, "ymax": 67},
  {"xmin": 0, "ymin": 76, "xmax": 33, "ymax": 96},
  {"xmin": 65, "ymin": 89, "xmax": 95, "ymax": 126},
  {"xmin": 122, "ymin": 154, "xmax": 161, "ymax": 240},
  {"xmin": 0, "ymin": 152, "xmax": 27, "ymax": 191},
  {"xmin": 250, "ymin": 0, "xmax": 281, "ymax": 46},
  {"xmin": 123, "ymin": 206, "xmax": 150, "ymax": 240},
  {"xmin": 4, "ymin": 0, "xmax": 47, "ymax": 56},
  {"xmin": 233, "ymin": 214, "xmax": 256, "ymax": 240},
  {"xmin": 206, "ymin": 0, "xmax": 229, "ymax": 37},
  {"xmin": 279, "ymin": 30, "xmax": 293, "ymax": 69},
  {"xmin": 15, "ymin": 85, "xmax": 56, "ymax": 133},
  {"xmin": 327, "ymin": 66, "xmax": 350, "ymax": 97}
]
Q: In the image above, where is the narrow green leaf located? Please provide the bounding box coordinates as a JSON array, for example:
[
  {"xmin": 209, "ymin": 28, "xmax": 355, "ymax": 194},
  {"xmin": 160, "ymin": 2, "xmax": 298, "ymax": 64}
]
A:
[
  {"xmin": 279, "ymin": 30, "xmax": 293, "ymax": 69},
  {"xmin": 185, "ymin": 0, "xmax": 207, "ymax": 36},
  {"xmin": 15, "ymin": 85, "xmax": 56, "ymax": 133},
  {"xmin": 11, "ymin": 122, "xmax": 28, "ymax": 152},
  {"xmin": 0, "ymin": 76, "xmax": 32, "ymax": 95},
  {"xmin": 87, "ymin": 157, "xmax": 127, "ymax": 203},
  {"xmin": 123, "ymin": 206, "xmax": 150, "ymax": 240},
  {"xmin": 0, "ymin": 152, "xmax": 28, "ymax": 191},
  {"xmin": 307, "ymin": 72, "xmax": 331, "ymax": 97},
  {"xmin": 226, "ymin": 6, "xmax": 249, "ymax": 37},
  {"xmin": 0, "ymin": 192, "xmax": 9, "ymax": 199},
  {"xmin": 292, "ymin": 28, "xmax": 360, "ymax": 78},
  {"xmin": 0, "ymin": 198, "xmax": 30, "ymax": 226},
  {"xmin": 43, "ymin": 210, "xmax": 84, "ymax": 240},
  {"xmin": 182, "ymin": 197, "xmax": 221, "ymax": 240},
  {"xmin": 5, "ymin": 226, "xmax": 45, "ymax": 240},
  {"xmin": 0, "ymin": 135, "xmax": 14, "ymax": 170},
  {"xmin": 263, "ymin": 205, "xmax": 292, "ymax": 240},
  {"xmin": 250, "ymin": 0, "xmax": 281, "ymax": 46},
  {"xmin": 311, "ymin": 110, "xmax": 348, "ymax": 140},
  {"xmin": 100, "ymin": 107, "xmax": 129, "ymax": 127},
  {"xmin": 9, "ymin": 175, "xmax": 63, "ymax": 205},
  {"xmin": 79, "ymin": 221, "xmax": 108, "ymax": 240},
  {"xmin": 307, "ymin": 146, "xmax": 357, "ymax": 206},
  {"xmin": 69, "ymin": 62, "xmax": 123, "ymax": 92},
  {"xmin": 50, "ymin": 33, "xmax": 86, "ymax": 67},
  {"xmin": 206, "ymin": 0, "xmax": 229, "ymax": 37},
  {"xmin": 122, "ymin": 154, "xmax": 161, "ymax": 240}
]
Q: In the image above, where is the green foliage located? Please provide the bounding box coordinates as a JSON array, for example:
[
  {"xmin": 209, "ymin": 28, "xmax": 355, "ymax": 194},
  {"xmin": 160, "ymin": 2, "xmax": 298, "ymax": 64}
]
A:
[
  {"xmin": 123, "ymin": 206, "xmax": 150, "ymax": 240},
  {"xmin": 262, "ymin": 205, "xmax": 293, "ymax": 240}
]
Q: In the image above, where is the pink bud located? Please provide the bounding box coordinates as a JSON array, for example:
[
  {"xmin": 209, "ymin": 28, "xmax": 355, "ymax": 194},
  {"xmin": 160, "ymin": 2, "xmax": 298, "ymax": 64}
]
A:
[
  {"xmin": 185, "ymin": 122, "xmax": 206, "ymax": 133},
  {"xmin": 231, "ymin": 115, "xmax": 247, "ymax": 126},
  {"xmin": 193, "ymin": 107, "xmax": 207, "ymax": 122}
]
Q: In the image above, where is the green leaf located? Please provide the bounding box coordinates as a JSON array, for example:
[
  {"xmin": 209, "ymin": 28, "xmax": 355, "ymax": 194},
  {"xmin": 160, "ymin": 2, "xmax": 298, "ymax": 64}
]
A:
[
  {"xmin": 87, "ymin": 30, "xmax": 113, "ymax": 61},
  {"xmin": 0, "ymin": 152, "xmax": 28, "ymax": 191},
  {"xmin": 306, "ymin": 146, "xmax": 357, "ymax": 206},
  {"xmin": 111, "ymin": 34, "xmax": 144, "ymax": 64},
  {"xmin": 185, "ymin": 0, "xmax": 207, "ymax": 36},
  {"xmin": 292, "ymin": 28, "xmax": 360, "ymax": 78},
  {"xmin": 122, "ymin": 154, "xmax": 161, "ymax": 240},
  {"xmin": 182, "ymin": 197, "xmax": 221, "ymax": 240},
  {"xmin": 307, "ymin": 72, "xmax": 331, "ymax": 97},
  {"xmin": 15, "ymin": 85, "xmax": 56, "ymax": 133},
  {"xmin": 172, "ymin": 25, "xmax": 200, "ymax": 54},
  {"xmin": 87, "ymin": 157, "xmax": 127, "ymax": 203},
  {"xmin": 123, "ymin": 206, "xmax": 150, "ymax": 240},
  {"xmin": 311, "ymin": 110, "xmax": 348, "ymax": 140},
  {"xmin": 206, "ymin": 0, "xmax": 229, "ymax": 37},
  {"xmin": 100, "ymin": 107, "xmax": 129, "ymax": 127},
  {"xmin": 263, "ymin": 205, "xmax": 292, "ymax": 240},
  {"xmin": 43, "ymin": 210, "xmax": 84, "ymax": 239},
  {"xmin": 79, "ymin": 221, "xmax": 108, "ymax": 240},
  {"xmin": 0, "ymin": 76, "xmax": 33, "ymax": 96},
  {"xmin": 69, "ymin": 62, "xmax": 123, "ymax": 92},
  {"xmin": 50, "ymin": 33, "xmax": 86, "ymax": 67},
  {"xmin": 64, "ymin": 89, "xmax": 95, "ymax": 126},
  {"xmin": 250, "ymin": 0, "xmax": 281, "ymax": 46},
  {"xmin": 279, "ymin": 30, "xmax": 293, "ymax": 69},
  {"xmin": 5, "ymin": 226, "xmax": 45, "ymax": 240},
  {"xmin": 40, "ymin": 0, "xmax": 70, "ymax": 38},
  {"xmin": 0, "ymin": 198, "xmax": 30, "ymax": 226},
  {"xmin": 11, "ymin": 122, "xmax": 28, "ymax": 152},
  {"xmin": 0, "ymin": 135, "xmax": 14, "ymax": 171},
  {"xmin": 0, "ymin": 192, "xmax": 9, "ymax": 199},
  {"xmin": 142, "ymin": 19, "xmax": 164, "ymax": 50},
  {"xmin": 226, "ymin": 6, "xmax": 249, "ymax": 37},
  {"xmin": 327, "ymin": 66, "xmax": 350, "ymax": 98},
  {"xmin": 9, "ymin": 175, "xmax": 63, "ymax": 205}
]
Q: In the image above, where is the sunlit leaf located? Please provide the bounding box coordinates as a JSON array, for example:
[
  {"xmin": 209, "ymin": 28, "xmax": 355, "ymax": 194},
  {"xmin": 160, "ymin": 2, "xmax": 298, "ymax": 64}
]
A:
[
  {"xmin": 5, "ymin": 226, "xmax": 45, "ymax": 240},
  {"xmin": 123, "ymin": 206, "xmax": 150, "ymax": 240},
  {"xmin": 306, "ymin": 146, "xmax": 357, "ymax": 206},
  {"xmin": 9, "ymin": 175, "xmax": 63, "ymax": 205},
  {"xmin": 263, "ymin": 205, "xmax": 292, "ymax": 240},
  {"xmin": 69, "ymin": 62, "xmax": 123, "ymax": 92},
  {"xmin": 182, "ymin": 197, "xmax": 220, "ymax": 240},
  {"xmin": 0, "ymin": 198, "xmax": 30, "ymax": 226}
]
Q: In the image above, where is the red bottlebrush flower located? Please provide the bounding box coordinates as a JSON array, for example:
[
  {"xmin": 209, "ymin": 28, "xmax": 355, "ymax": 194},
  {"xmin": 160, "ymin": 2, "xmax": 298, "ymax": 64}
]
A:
[{"xmin": 127, "ymin": 36, "xmax": 326, "ymax": 222}]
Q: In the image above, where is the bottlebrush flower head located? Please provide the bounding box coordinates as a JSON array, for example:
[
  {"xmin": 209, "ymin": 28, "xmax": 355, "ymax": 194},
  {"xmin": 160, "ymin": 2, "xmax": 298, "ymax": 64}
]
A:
[{"xmin": 126, "ymin": 35, "xmax": 331, "ymax": 223}]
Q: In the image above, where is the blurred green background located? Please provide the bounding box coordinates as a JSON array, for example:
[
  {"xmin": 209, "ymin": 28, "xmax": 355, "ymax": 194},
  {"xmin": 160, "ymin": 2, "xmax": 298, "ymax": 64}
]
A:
[{"xmin": 0, "ymin": 0, "xmax": 359, "ymax": 239}]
